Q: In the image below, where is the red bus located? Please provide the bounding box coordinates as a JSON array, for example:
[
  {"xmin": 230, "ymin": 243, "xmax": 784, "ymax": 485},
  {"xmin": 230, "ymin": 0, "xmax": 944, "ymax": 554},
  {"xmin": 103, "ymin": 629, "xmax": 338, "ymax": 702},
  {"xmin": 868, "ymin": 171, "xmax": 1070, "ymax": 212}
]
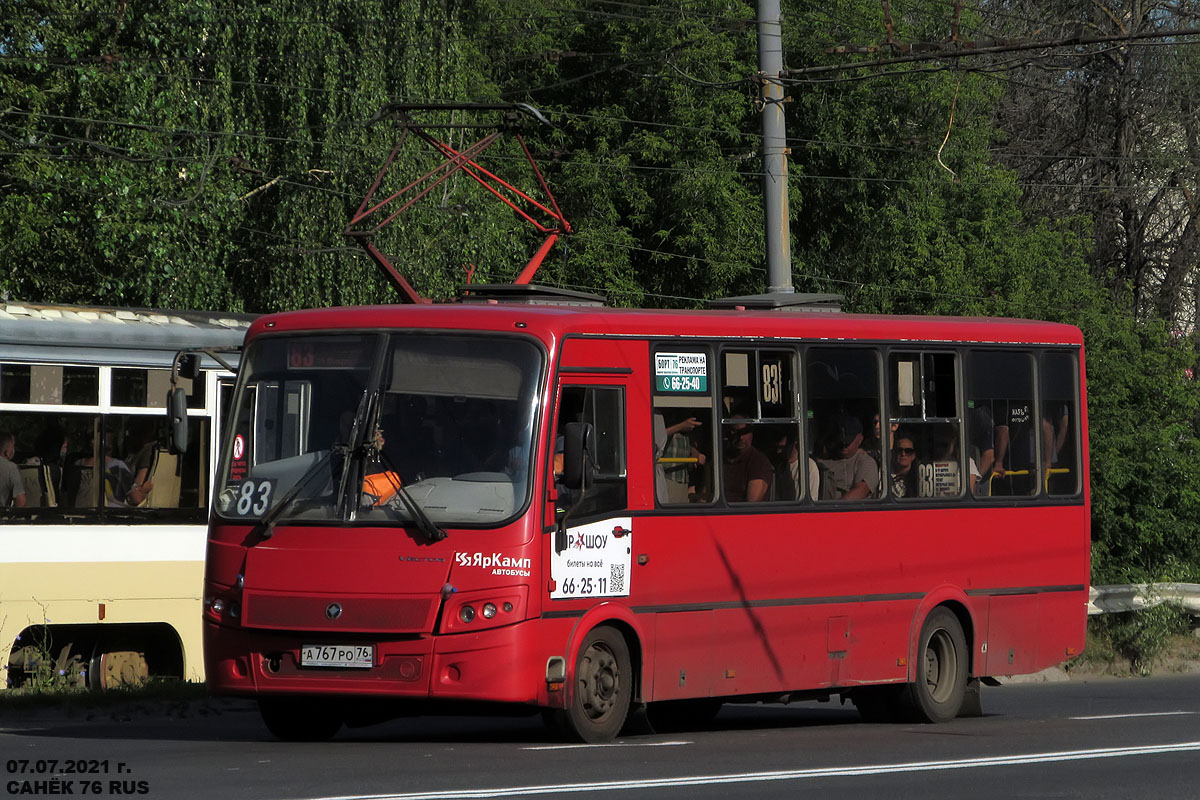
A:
[{"xmin": 201, "ymin": 295, "xmax": 1089, "ymax": 742}]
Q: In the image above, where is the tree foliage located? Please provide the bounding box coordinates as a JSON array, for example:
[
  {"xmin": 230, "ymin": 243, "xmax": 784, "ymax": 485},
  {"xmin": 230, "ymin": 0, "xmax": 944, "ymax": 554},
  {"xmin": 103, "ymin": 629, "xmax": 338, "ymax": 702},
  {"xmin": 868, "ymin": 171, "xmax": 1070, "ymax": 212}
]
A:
[{"xmin": 3, "ymin": 0, "xmax": 1200, "ymax": 583}]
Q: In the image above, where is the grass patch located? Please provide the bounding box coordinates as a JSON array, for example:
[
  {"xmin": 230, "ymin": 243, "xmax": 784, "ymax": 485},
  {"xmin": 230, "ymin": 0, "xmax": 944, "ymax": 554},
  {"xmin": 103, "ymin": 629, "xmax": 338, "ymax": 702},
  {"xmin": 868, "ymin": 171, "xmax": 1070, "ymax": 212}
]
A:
[
  {"xmin": 0, "ymin": 679, "xmax": 225, "ymax": 718},
  {"xmin": 1066, "ymin": 609, "xmax": 1200, "ymax": 677}
]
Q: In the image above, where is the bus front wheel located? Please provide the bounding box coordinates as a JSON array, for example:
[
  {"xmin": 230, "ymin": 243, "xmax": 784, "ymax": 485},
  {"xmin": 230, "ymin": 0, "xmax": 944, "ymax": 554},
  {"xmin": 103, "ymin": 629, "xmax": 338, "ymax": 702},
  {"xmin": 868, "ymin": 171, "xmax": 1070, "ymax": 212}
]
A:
[
  {"xmin": 556, "ymin": 626, "xmax": 631, "ymax": 743},
  {"xmin": 900, "ymin": 607, "xmax": 968, "ymax": 723}
]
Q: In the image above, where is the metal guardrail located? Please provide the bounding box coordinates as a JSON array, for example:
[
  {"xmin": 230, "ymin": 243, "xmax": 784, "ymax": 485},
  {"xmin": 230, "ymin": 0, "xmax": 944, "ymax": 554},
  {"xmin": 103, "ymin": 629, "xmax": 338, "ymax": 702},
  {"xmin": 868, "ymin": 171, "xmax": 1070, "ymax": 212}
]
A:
[{"xmin": 1088, "ymin": 583, "xmax": 1200, "ymax": 616}]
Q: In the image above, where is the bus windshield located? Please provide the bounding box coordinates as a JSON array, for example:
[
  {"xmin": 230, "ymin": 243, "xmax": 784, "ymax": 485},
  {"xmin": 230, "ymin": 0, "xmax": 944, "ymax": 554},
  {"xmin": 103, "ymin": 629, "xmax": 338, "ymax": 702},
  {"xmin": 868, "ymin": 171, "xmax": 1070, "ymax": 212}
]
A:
[{"xmin": 216, "ymin": 332, "xmax": 542, "ymax": 527}]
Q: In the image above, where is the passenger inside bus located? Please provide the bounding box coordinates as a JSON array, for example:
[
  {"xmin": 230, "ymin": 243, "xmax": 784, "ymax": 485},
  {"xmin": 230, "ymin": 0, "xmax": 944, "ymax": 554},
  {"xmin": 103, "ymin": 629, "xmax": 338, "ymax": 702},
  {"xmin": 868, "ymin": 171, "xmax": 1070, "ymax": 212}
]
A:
[
  {"xmin": 334, "ymin": 409, "xmax": 401, "ymax": 507},
  {"xmin": 889, "ymin": 429, "xmax": 920, "ymax": 499},
  {"xmin": 814, "ymin": 414, "xmax": 879, "ymax": 500},
  {"xmin": 360, "ymin": 425, "xmax": 402, "ymax": 506},
  {"xmin": 932, "ymin": 424, "xmax": 979, "ymax": 496},
  {"xmin": 721, "ymin": 414, "xmax": 772, "ymax": 503},
  {"xmin": 769, "ymin": 431, "xmax": 801, "ymax": 501},
  {"xmin": 654, "ymin": 412, "xmax": 704, "ymax": 504},
  {"xmin": 967, "ymin": 404, "xmax": 997, "ymax": 494}
]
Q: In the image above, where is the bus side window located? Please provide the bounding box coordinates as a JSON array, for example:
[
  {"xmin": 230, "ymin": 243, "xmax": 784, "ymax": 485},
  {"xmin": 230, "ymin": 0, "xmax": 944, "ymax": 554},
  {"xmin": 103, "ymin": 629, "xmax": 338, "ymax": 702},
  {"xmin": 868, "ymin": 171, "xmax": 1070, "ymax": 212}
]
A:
[
  {"xmin": 967, "ymin": 351, "xmax": 1038, "ymax": 498},
  {"xmin": 806, "ymin": 347, "xmax": 882, "ymax": 502},
  {"xmin": 652, "ymin": 347, "xmax": 716, "ymax": 505},
  {"xmin": 715, "ymin": 348, "xmax": 802, "ymax": 505},
  {"xmin": 887, "ymin": 352, "xmax": 966, "ymax": 499},
  {"xmin": 1041, "ymin": 351, "xmax": 1081, "ymax": 496},
  {"xmin": 554, "ymin": 385, "xmax": 626, "ymax": 518}
]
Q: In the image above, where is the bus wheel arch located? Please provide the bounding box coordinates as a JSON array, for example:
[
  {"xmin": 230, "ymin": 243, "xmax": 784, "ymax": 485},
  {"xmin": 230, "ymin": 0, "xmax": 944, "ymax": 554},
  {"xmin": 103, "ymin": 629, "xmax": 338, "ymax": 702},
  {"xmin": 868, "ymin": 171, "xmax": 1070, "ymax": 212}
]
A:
[
  {"xmin": 556, "ymin": 622, "xmax": 639, "ymax": 743},
  {"xmin": 899, "ymin": 605, "xmax": 969, "ymax": 723}
]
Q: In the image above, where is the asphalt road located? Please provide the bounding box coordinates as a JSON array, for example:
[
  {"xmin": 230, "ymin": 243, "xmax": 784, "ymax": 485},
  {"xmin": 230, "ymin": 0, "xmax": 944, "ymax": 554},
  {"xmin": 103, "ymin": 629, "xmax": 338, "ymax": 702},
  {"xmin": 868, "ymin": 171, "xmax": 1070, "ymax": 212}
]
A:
[{"xmin": 4, "ymin": 674, "xmax": 1200, "ymax": 800}]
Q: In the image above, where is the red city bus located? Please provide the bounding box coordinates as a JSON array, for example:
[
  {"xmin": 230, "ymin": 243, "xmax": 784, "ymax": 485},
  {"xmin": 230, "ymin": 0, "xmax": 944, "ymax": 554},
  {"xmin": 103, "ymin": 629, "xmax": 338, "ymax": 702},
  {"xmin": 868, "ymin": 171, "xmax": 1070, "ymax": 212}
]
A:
[{"xmin": 201, "ymin": 295, "xmax": 1089, "ymax": 742}]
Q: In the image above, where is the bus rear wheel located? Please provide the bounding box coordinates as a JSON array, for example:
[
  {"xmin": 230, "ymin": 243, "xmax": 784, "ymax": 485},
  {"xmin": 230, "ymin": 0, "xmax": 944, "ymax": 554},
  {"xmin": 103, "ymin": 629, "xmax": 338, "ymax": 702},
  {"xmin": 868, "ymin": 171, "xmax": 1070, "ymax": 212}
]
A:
[
  {"xmin": 556, "ymin": 626, "xmax": 631, "ymax": 743},
  {"xmin": 258, "ymin": 697, "xmax": 344, "ymax": 742},
  {"xmin": 899, "ymin": 607, "xmax": 968, "ymax": 723}
]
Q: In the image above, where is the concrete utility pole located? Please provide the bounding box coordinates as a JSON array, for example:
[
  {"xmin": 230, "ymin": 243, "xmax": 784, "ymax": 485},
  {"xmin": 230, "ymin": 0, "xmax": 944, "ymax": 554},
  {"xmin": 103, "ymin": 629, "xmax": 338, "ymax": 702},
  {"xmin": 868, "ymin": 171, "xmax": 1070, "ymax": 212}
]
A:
[{"xmin": 758, "ymin": 0, "xmax": 793, "ymax": 294}]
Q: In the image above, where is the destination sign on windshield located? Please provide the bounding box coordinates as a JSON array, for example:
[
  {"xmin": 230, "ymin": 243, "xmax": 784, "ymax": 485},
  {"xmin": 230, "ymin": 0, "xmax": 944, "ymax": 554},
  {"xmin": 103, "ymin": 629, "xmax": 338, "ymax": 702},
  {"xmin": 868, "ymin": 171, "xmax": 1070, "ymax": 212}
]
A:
[{"xmin": 286, "ymin": 340, "xmax": 372, "ymax": 370}]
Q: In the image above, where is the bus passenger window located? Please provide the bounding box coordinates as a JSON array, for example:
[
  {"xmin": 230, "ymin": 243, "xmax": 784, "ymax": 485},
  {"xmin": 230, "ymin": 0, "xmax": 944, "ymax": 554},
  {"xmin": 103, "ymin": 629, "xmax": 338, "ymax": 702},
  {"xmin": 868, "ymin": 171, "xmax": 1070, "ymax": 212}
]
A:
[
  {"xmin": 807, "ymin": 347, "xmax": 881, "ymax": 501},
  {"xmin": 716, "ymin": 348, "xmax": 801, "ymax": 504},
  {"xmin": 653, "ymin": 348, "xmax": 716, "ymax": 505},
  {"xmin": 654, "ymin": 409, "xmax": 713, "ymax": 503},
  {"xmin": 886, "ymin": 351, "xmax": 965, "ymax": 499},
  {"xmin": 1042, "ymin": 351, "xmax": 1080, "ymax": 496},
  {"xmin": 967, "ymin": 351, "xmax": 1038, "ymax": 497}
]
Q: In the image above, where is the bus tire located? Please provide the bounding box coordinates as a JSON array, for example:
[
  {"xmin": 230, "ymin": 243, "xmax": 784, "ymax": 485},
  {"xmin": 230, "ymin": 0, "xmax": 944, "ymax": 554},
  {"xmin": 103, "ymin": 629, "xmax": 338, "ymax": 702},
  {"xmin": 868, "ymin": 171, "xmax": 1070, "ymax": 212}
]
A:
[
  {"xmin": 257, "ymin": 697, "xmax": 343, "ymax": 742},
  {"xmin": 899, "ymin": 607, "xmax": 968, "ymax": 723},
  {"xmin": 557, "ymin": 626, "xmax": 631, "ymax": 743}
]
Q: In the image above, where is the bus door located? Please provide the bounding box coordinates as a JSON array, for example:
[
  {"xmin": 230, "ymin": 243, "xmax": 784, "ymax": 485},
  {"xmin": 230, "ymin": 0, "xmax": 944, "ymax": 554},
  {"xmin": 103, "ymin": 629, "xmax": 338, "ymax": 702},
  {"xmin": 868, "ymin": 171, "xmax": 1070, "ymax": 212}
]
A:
[{"xmin": 547, "ymin": 381, "xmax": 632, "ymax": 606}]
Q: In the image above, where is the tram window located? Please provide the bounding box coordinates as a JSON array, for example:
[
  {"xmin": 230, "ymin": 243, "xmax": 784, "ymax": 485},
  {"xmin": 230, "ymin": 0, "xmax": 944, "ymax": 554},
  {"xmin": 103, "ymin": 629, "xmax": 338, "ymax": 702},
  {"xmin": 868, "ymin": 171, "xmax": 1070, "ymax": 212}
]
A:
[
  {"xmin": 0, "ymin": 411, "xmax": 208, "ymax": 513},
  {"xmin": 0, "ymin": 360, "xmax": 216, "ymax": 516},
  {"xmin": 1, "ymin": 364, "xmax": 99, "ymax": 406},
  {"xmin": 112, "ymin": 368, "xmax": 176, "ymax": 409}
]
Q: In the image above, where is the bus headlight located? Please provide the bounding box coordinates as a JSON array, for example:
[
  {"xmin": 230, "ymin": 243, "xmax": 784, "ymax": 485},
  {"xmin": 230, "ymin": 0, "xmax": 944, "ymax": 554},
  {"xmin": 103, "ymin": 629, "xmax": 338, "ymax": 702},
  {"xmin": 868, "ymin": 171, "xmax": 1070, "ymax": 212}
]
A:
[{"xmin": 441, "ymin": 587, "xmax": 528, "ymax": 634}]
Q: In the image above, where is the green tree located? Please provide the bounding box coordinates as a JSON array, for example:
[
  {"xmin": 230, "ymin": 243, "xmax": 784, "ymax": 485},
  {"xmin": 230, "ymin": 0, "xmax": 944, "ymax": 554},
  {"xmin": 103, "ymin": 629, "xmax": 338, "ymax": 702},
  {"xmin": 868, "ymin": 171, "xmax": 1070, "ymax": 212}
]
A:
[{"xmin": 1, "ymin": 0, "xmax": 475, "ymax": 312}]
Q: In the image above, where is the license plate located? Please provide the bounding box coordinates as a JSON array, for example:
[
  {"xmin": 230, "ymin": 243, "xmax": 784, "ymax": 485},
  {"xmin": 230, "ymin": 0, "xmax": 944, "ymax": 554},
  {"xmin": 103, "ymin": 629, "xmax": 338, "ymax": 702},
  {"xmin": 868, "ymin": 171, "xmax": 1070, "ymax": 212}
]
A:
[{"xmin": 300, "ymin": 644, "xmax": 374, "ymax": 669}]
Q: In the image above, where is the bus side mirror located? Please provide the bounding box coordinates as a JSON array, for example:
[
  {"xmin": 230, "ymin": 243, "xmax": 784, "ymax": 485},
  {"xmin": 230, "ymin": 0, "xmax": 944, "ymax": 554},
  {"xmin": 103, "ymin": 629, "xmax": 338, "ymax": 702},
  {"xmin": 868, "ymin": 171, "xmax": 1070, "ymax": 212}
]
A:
[
  {"xmin": 561, "ymin": 422, "xmax": 592, "ymax": 490},
  {"xmin": 177, "ymin": 353, "xmax": 201, "ymax": 380},
  {"xmin": 168, "ymin": 387, "xmax": 189, "ymax": 455}
]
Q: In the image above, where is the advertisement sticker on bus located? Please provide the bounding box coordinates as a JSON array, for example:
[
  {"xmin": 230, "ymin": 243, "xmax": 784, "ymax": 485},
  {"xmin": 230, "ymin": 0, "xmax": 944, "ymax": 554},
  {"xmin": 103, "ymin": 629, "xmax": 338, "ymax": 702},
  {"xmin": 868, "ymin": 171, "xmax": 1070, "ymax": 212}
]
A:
[
  {"xmin": 455, "ymin": 551, "xmax": 532, "ymax": 577},
  {"xmin": 550, "ymin": 517, "xmax": 632, "ymax": 599},
  {"xmin": 655, "ymin": 352, "xmax": 707, "ymax": 392}
]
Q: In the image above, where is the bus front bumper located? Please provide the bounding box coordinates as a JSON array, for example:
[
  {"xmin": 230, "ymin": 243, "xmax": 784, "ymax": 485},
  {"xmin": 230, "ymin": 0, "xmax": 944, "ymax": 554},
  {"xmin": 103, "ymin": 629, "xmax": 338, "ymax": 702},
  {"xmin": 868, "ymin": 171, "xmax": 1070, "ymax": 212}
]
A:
[{"xmin": 203, "ymin": 620, "xmax": 549, "ymax": 706}]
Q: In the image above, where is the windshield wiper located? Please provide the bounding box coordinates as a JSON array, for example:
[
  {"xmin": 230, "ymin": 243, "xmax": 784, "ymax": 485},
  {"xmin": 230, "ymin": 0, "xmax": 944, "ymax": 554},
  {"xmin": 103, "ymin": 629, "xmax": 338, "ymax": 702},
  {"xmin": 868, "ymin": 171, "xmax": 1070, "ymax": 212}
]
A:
[
  {"xmin": 336, "ymin": 389, "xmax": 375, "ymax": 518},
  {"xmin": 374, "ymin": 449, "xmax": 447, "ymax": 543},
  {"xmin": 335, "ymin": 391, "xmax": 445, "ymax": 541},
  {"xmin": 250, "ymin": 450, "xmax": 334, "ymax": 544}
]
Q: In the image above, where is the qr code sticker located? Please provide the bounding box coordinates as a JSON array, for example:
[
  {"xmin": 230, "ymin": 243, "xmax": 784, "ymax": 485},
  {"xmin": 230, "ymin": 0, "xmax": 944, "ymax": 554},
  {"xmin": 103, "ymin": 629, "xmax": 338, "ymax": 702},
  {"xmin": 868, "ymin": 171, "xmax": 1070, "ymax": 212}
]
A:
[{"xmin": 609, "ymin": 563, "xmax": 625, "ymax": 594}]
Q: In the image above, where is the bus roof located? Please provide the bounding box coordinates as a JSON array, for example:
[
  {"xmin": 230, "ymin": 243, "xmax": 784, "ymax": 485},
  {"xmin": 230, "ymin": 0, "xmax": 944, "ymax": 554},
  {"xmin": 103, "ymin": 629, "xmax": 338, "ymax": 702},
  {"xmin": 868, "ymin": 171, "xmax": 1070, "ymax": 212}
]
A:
[{"xmin": 248, "ymin": 303, "xmax": 1084, "ymax": 348}]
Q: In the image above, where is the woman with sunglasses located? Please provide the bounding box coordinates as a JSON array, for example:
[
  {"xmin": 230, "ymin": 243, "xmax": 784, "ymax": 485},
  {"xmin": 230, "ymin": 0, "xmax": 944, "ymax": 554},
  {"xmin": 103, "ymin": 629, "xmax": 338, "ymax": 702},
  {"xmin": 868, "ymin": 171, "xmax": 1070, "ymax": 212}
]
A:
[{"xmin": 890, "ymin": 430, "xmax": 920, "ymax": 499}]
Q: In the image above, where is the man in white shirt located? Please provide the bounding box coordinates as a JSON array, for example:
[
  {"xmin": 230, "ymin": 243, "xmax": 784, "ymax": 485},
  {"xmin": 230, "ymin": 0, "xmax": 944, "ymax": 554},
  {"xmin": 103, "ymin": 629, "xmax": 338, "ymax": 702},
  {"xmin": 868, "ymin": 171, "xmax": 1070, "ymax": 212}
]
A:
[{"xmin": 0, "ymin": 431, "xmax": 28, "ymax": 508}]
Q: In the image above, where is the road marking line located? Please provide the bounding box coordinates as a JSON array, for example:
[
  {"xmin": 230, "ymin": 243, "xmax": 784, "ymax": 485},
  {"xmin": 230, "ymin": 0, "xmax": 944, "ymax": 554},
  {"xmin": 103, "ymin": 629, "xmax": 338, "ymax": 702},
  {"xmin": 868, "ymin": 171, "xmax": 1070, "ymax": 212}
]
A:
[
  {"xmin": 303, "ymin": 740, "xmax": 1200, "ymax": 800},
  {"xmin": 522, "ymin": 741, "xmax": 692, "ymax": 751},
  {"xmin": 1071, "ymin": 711, "xmax": 1197, "ymax": 720}
]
